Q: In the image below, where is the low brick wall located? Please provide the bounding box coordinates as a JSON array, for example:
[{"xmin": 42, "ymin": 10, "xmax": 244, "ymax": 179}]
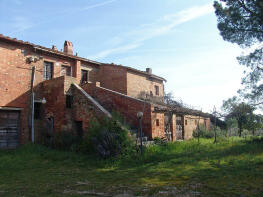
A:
[{"xmin": 81, "ymin": 83, "xmax": 158, "ymax": 139}]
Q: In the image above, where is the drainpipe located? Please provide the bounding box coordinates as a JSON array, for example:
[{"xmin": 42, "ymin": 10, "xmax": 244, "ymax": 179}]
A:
[{"xmin": 30, "ymin": 66, "xmax": 36, "ymax": 143}]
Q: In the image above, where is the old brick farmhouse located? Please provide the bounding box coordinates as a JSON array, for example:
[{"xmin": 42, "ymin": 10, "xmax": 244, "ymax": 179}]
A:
[{"xmin": 0, "ymin": 34, "xmax": 210, "ymax": 149}]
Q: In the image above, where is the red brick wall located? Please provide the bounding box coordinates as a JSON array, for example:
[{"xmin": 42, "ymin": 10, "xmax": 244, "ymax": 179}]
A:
[
  {"xmin": 151, "ymin": 108, "xmax": 165, "ymax": 139},
  {"xmin": 98, "ymin": 65, "xmax": 127, "ymax": 95},
  {"xmin": 0, "ymin": 41, "xmax": 32, "ymax": 143},
  {"xmin": 81, "ymin": 83, "xmax": 166, "ymax": 140},
  {"xmin": 98, "ymin": 65, "xmax": 165, "ymax": 101},
  {"xmin": 127, "ymin": 71, "xmax": 164, "ymax": 99},
  {"xmin": 0, "ymin": 40, "xmax": 98, "ymax": 143},
  {"xmin": 35, "ymin": 76, "xmax": 99, "ymax": 135}
]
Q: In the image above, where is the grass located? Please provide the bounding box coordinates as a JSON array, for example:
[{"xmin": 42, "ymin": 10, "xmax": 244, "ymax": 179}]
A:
[{"xmin": 0, "ymin": 137, "xmax": 263, "ymax": 196}]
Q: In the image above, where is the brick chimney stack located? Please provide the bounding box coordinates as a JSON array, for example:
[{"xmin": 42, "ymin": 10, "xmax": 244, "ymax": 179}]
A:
[
  {"xmin": 146, "ymin": 68, "xmax": 152, "ymax": 74},
  {"xmin": 52, "ymin": 45, "xmax": 58, "ymax": 51},
  {"xmin": 64, "ymin": 41, "xmax": 73, "ymax": 55}
]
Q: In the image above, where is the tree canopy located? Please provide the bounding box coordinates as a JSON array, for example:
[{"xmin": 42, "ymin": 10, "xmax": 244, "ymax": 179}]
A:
[
  {"xmin": 214, "ymin": 0, "xmax": 263, "ymax": 106},
  {"xmin": 221, "ymin": 96, "xmax": 261, "ymax": 136}
]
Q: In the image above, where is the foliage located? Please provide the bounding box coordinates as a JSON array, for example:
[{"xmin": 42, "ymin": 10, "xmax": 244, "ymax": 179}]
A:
[
  {"xmin": 53, "ymin": 130, "xmax": 81, "ymax": 151},
  {"xmin": 245, "ymin": 113, "xmax": 263, "ymax": 135},
  {"xmin": 153, "ymin": 137, "xmax": 168, "ymax": 146},
  {"xmin": 193, "ymin": 125, "xmax": 214, "ymax": 139},
  {"xmin": 214, "ymin": 0, "xmax": 263, "ymax": 105},
  {"xmin": 222, "ymin": 96, "xmax": 256, "ymax": 136},
  {"xmin": 84, "ymin": 117, "xmax": 135, "ymax": 159}
]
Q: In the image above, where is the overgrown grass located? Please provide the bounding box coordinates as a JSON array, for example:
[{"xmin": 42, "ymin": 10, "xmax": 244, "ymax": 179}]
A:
[{"xmin": 0, "ymin": 137, "xmax": 263, "ymax": 196}]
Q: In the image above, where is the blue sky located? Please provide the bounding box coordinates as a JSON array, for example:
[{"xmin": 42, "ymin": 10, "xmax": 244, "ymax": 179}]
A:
[{"xmin": 0, "ymin": 0, "xmax": 244, "ymax": 113}]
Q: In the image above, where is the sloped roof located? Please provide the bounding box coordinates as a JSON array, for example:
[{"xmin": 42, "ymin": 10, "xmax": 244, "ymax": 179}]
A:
[
  {"xmin": 0, "ymin": 34, "xmax": 166, "ymax": 81},
  {"xmin": 0, "ymin": 34, "xmax": 101, "ymax": 65}
]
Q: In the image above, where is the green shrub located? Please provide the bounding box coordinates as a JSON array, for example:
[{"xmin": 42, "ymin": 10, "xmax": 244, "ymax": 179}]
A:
[
  {"xmin": 193, "ymin": 127, "xmax": 214, "ymax": 139},
  {"xmin": 153, "ymin": 137, "xmax": 168, "ymax": 146},
  {"xmin": 83, "ymin": 117, "xmax": 135, "ymax": 159}
]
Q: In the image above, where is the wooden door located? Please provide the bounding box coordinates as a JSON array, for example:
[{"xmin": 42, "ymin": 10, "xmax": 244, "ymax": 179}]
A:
[{"xmin": 0, "ymin": 110, "xmax": 20, "ymax": 149}]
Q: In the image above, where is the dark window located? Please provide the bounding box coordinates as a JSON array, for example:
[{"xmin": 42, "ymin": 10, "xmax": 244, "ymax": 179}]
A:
[
  {"xmin": 150, "ymin": 91, "xmax": 153, "ymax": 97},
  {"xmin": 61, "ymin": 65, "xmax": 71, "ymax": 76},
  {"xmin": 185, "ymin": 120, "xmax": 187, "ymax": 125},
  {"xmin": 195, "ymin": 120, "xmax": 197, "ymax": 125},
  {"xmin": 66, "ymin": 95, "xmax": 73, "ymax": 108},
  {"xmin": 81, "ymin": 69, "xmax": 89, "ymax": 83},
  {"xmin": 34, "ymin": 103, "xmax": 41, "ymax": 119},
  {"xmin": 75, "ymin": 121, "xmax": 83, "ymax": 138},
  {"xmin": 156, "ymin": 119, "xmax": 159, "ymax": 126},
  {"xmin": 44, "ymin": 61, "xmax": 53, "ymax": 80},
  {"xmin": 155, "ymin": 85, "xmax": 159, "ymax": 96}
]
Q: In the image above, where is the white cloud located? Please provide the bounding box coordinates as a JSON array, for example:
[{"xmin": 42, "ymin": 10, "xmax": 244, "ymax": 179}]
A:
[
  {"xmin": 83, "ymin": 0, "xmax": 117, "ymax": 10},
  {"xmin": 89, "ymin": 3, "xmax": 214, "ymax": 59},
  {"xmin": 88, "ymin": 42, "xmax": 141, "ymax": 60}
]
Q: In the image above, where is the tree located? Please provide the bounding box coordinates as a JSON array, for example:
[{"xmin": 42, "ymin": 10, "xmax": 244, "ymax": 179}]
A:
[
  {"xmin": 222, "ymin": 96, "xmax": 255, "ymax": 137},
  {"xmin": 214, "ymin": 0, "xmax": 263, "ymax": 106},
  {"xmin": 245, "ymin": 113, "xmax": 263, "ymax": 135}
]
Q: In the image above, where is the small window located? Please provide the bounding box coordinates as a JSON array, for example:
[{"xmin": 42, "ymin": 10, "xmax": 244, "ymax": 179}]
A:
[
  {"xmin": 185, "ymin": 120, "xmax": 187, "ymax": 125},
  {"xmin": 66, "ymin": 95, "xmax": 73, "ymax": 108},
  {"xmin": 156, "ymin": 119, "xmax": 160, "ymax": 126},
  {"xmin": 150, "ymin": 91, "xmax": 153, "ymax": 97},
  {"xmin": 61, "ymin": 65, "xmax": 71, "ymax": 76},
  {"xmin": 155, "ymin": 85, "xmax": 159, "ymax": 96},
  {"xmin": 43, "ymin": 61, "xmax": 53, "ymax": 80},
  {"xmin": 81, "ymin": 69, "xmax": 89, "ymax": 83},
  {"xmin": 195, "ymin": 120, "xmax": 197, "ymax": 125},
  {"xmin": 34, "ymin": 103, "xmax": 41, "ymax": 119}
]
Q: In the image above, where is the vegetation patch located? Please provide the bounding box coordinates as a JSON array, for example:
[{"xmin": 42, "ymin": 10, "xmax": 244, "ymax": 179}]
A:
[{"xmin": 0, "ymin": 137, "xmax": 263, "ymax": 196}]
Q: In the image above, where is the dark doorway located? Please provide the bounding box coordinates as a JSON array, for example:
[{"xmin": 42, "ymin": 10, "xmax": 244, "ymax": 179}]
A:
[
  {"xmin": 176, "ymin": 116, "xmax": 184, "ymax": 140},
  {"xmin": 75, "ymin": 121, "xmax": 83, "ymax": 138}
]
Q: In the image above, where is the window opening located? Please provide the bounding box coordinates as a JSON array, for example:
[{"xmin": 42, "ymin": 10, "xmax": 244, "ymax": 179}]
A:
[
  {"xmin": 66, "ymin": 95, "xmax": 73, "ymax": 108},
  {"xmin": 81, "ymin": 69, "xmax": 89, "ymax": 83},
  {"xmin": 156, "ymin": 119, "xmax": 160, "ymax": 126},
  {"xmin": 155, "ymin": 85, "xmax": 159, "ymax": 96},
  {"xmin": 43, "ymin": 61, "xmax": 53, "ymax": 80}
]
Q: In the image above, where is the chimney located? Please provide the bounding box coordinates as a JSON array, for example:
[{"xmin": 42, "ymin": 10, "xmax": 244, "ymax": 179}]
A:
[
  {"xmin": 64, "ymin": 40, "xmax": 73, "ymax": 55},
  {"xmin": 146, "ymin": 68, "xmax": 152, "ymax": 74},
  {"xmin": 52, "ymin": 45, "xmax": 57, "ymax": 51}
]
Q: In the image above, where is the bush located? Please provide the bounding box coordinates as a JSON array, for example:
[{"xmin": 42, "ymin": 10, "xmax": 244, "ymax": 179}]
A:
[
  {"xmin": 193, "ymin": 127, "xmax": 214, "ymax": 139},
  {"xmin": 83, "ymin": 117, "xmax": 135, "ymax": 159},
  {"xmin": 153, "ymin": 137, "xmax": 168, "ymax": 146},
  {"xmin": 53, "ymin": 130, "xmax": 81, "ymax": 151}
]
